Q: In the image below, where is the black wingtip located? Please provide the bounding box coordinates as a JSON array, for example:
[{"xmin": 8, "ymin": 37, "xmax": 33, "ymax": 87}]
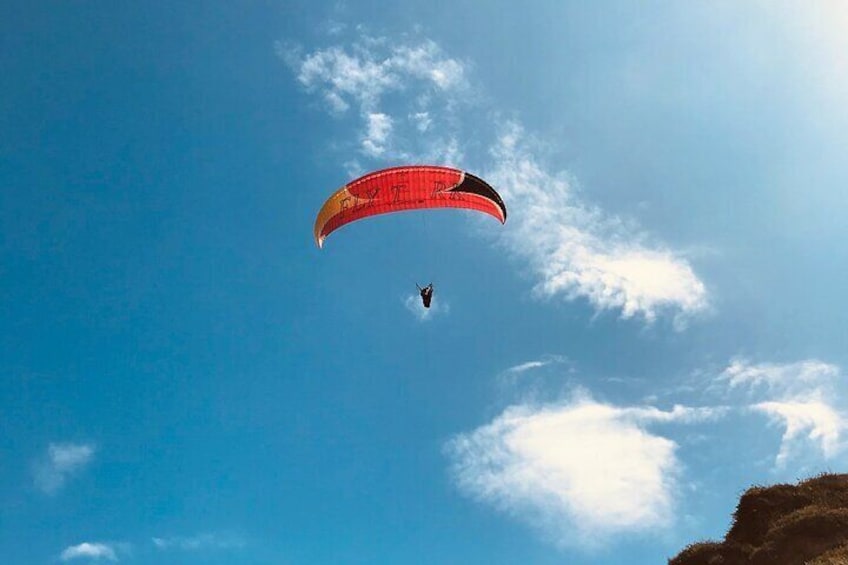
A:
[{"xmin": 457, "ymin": 173, "xmax": 507, "ymax": 222}]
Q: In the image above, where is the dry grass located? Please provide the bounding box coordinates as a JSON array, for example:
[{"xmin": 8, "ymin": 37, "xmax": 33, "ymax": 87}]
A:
[
  {"xmin": 668, "ymin": 540, "xmax": 751, "ymax": 564},
  {"xmin": 808, "ymin": 542, "xmax": 848, "ymax": 564},
  {"xmin": 669, "ymin": 473, "xmax": 848, "ymax": 565}
]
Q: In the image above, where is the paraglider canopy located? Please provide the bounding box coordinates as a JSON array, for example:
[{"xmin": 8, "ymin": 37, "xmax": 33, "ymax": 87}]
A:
[{"xmin": 313, "ymin": 165, "xmax": 506, "ymax": 248}]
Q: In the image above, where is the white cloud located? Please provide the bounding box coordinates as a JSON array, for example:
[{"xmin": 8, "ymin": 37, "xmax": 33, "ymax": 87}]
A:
[
  {"xmin": 324, "ymin": 90, "xmax": 349, "ymax": 113},
  {"xmin": 506, "ymin": 355, "xmax": 568, "ymax": 374},
  {"xmin": 285, "ymin": 33, "xmax": 708, "ymax": 324},
  {"xmin": 343, "ymin": 158, "xmax": 365, "ymax": 179},
  {"xmin": 754, "ymin": 400, "xmax": 844, "ymax": 468},
  {"xmin": 324, "ymin": 20, "xmax": 347, "ymax": 37},
  {"xmin": 488, "ymin": 124, "xmax": 708, "ymax": 325},
  {"xmin": 152, "ymin": 533, "xmax": 245, "ymax": 551},
  {"xmin": 718, "ymin": 358, "xmax": 847, "ymax": 467},
  {"xmin": 281, "ymin": 36, "xmax": 469, "ymax": 165},
  {"xmin": 361, "ymin": 112, "xmax": 392, "ymax": 157},
  {"xmin": 60, "ymin": 542, "xmax": 117, "ymax": 562},
  {"xmin": 33, "ymin": 442, "xmax": 95, "ymax": 494},
  {"xmin": 445, "ymin": 395, "xmax": 720, "ymax": 548},
  {"xmin": 394, "ymin": 42, "xmax": 465, "ymax": 90},
  {"xmin": 283, "ymin": 37, "xmax": 466, "ymax": 115},
  {"xmin": 410, "ymin": 111, "xmax": 431, "ymax": 132},
  {"xmin": 507, "ymin": 361, "xmax": 547, "ymax": 374},
  {"xmin": 720, "ymin": 358, "xmax": 839, "ymax": 394},
  {"xmin": 292, "ymin": 46, "xmax": 395, "ymax": 111},
  {"xmin": 622, "ymin": 404, "xmax": 727, "ymax": 424}
]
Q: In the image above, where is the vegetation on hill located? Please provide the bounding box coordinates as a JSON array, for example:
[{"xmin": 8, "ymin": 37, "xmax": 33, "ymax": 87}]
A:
[{"xmin": 670, "ymin": 473, "xmax": 848, "ymax": 565}]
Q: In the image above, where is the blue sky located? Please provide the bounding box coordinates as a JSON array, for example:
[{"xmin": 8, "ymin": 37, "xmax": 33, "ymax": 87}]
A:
[{"xmin": 3, "ymin": 1, "xmax": 848, "ymax": 563}]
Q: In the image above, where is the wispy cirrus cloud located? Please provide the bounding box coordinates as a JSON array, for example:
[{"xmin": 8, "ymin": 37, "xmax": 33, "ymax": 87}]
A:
[
  {"xmin": 59, "ymin": 542, "xmax": 119, "ymax": 562},
  {"xmin": 33, "ymin": 442, "xmax": 95, "ymax": 494},
  {"xmin": 720, "ymin": 358, "xmax": 839, "ymax": 394},
  {"xmin": 718, "ymin": 358, "xmax": 847, "ymax": 468},
  {"xmin": 488, "ymin": 124, "xmax": 708, "ymax": 325},
  {"xmin": 283, "ymin": 31, "xmax": 709, "ymax": 325},
  {"xmin": 507, "ymin": 360, "xmax": 547, "ymax": 374},
  {"xmin": 152, "ymin": 533, "xmax": 246, "ymax": 552},
  {"xmin": 505, "ymin": 355, "xmax": 569, "ymax": 375},
  {"xmin": 445, "ymin": 393, "xmax": 723, "ymax": 549}
]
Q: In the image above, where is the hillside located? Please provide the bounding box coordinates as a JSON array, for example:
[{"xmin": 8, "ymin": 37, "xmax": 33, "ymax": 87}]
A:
[{"xmin": 670, "ymin": 473, "xmax": 848, "ymax": 565}]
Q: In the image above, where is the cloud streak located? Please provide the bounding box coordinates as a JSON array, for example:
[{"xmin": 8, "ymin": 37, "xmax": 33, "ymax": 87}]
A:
[
  {"xmin": 283, "ymin": 32, "xmax": 709, "ymax": 324},
  {"xmin": 507, "ymin": 361, "xmax": 547, "ymax": 374},
  {"xmin": 33, "ymin": 442, "xmax": 95, "ymax": 494},
  {"xmin": 721, "ymin": 358, "xmax": 839, "ymax": 394},
  {"xmin": 505, "ymin": 355, "xmax": 568, "ymax": 375},
  {"xmin": 488, "ymin": 124, "xmax": 708, "ymax": 324},
  {"xmin": 152, "ymin": 533, "xmax": 245, "ymax": 552}
]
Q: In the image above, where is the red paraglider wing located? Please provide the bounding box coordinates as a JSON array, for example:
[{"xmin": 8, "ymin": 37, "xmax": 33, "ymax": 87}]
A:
[{"xmin": 314, "ymin": 165, "xmax": 506, "ymax": 248}]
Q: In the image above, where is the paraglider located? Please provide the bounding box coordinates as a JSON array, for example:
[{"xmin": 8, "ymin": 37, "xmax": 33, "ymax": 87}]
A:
[
  {"xmin": 314, "ymin": 165, "xmax": 506, "ymax": 310},
  {"xmin": 416, "ymin": 283, "xmax": 434, "ymax": 308},
  {"xmin": 313, "ymin": 165, "xmax": 506, "ymax": 248}
]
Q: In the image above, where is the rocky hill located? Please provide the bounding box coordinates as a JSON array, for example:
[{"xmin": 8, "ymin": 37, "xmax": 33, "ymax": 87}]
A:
[{"xmin": 670, "ymin": 473, "xmax": 848, "ymax": 564}]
